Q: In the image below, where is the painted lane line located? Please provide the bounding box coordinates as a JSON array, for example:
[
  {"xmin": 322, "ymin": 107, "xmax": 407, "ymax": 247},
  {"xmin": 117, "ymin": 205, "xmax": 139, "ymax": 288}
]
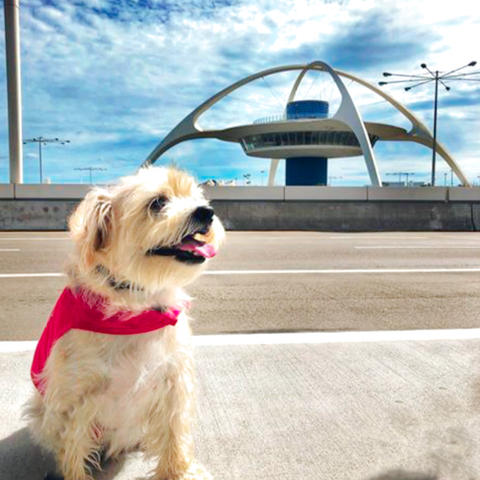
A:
[
  {"xmin": 0, "ymin": 249, "xmax": 20, "ymax": 252},
  {"xmin": 3, "ymin": 328, "xmax": 480, "ymax": 352},
  {"xmin": 1, "ymin": 268, "xmax": 480, "ymax": 279},
  {"xmin": 0, "ymin": 238, "xmax": 69, "ymax": 241},
  {"xmin": 355, "ymin": 246, "xmax": 480, "ymax": 250},
  {"xmin": 205, "ymin": 268, "xmax": 480, "ymax": 275},
  {"xmin": 0, "ymin": 273, "xmax": 65, "ymax": 278},
  {"xmin": 0, "ymin": 341, "xmax": 37, "ymax": 352},
  {"xmin": 330, "ymin": 236, "xmax": 427, "ymax": 240},
  {"xmin": 193, "ymin": 328, "xmax": 480, "ymax": 346}
]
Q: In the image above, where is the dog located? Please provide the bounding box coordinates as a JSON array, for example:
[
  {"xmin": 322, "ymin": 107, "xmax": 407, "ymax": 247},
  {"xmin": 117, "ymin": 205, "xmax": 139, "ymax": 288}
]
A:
[{"xmin": 24, "ymin": 166, "xmax": 225, "ymax": 480}]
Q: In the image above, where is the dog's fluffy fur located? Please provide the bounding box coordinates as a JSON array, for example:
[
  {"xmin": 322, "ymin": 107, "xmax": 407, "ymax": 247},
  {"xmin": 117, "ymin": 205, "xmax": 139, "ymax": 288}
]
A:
[{"xmin": 24, "ymin": 167, "xmax": 225, "ymax": 480}]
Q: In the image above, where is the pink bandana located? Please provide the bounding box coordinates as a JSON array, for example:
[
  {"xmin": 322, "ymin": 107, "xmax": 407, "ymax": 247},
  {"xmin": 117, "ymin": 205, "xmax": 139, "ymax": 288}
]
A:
[{"xmin": 31, "ymin": 287, "xmax": 184, "ymax": 394}]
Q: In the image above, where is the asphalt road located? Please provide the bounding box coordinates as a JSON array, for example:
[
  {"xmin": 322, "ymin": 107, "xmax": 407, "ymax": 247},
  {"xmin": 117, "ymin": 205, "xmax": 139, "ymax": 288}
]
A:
[
  {"xmin": 2, "ymin": 231, "xmax": 480, "ymax": 479},
  {"xmin": 1, "ymin": 231, "xmax": 480, "ymax": 340}
]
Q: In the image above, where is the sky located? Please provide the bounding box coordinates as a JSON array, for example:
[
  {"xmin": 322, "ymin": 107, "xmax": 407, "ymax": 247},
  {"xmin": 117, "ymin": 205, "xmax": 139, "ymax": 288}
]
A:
[{"xmin": 0, "ymin": 0, "xmax": 479, "ymax": 186}]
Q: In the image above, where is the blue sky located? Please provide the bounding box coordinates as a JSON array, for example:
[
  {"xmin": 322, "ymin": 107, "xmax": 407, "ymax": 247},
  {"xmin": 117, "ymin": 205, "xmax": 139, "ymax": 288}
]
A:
[{"xmin": 0, "ymin": 0, "xmax": 479, "ymax": 185}]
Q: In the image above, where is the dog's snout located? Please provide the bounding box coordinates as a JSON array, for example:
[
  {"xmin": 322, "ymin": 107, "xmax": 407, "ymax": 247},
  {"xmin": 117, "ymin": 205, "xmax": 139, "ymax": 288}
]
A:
[{"xmin": 192, "ymin": 206, "xmax": 214, "ymax": 224}]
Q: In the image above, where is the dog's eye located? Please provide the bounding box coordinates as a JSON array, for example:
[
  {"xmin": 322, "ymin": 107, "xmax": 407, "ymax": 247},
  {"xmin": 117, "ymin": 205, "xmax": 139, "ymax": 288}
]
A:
[{"xmin": 149, "ymin": 196, "xmax": 168, "ymax": 213}]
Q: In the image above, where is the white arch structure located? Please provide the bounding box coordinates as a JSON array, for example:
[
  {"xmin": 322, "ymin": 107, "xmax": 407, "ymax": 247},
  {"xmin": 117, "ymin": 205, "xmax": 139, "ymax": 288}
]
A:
[{"xmin": 142, "ymin": 61, "xmax": 470, "ymax": 187}]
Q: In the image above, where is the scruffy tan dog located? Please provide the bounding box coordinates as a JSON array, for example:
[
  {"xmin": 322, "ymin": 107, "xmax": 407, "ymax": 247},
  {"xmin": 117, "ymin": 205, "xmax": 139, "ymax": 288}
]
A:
[{"xmin": 24, "ymin": 166, "xmax": 224, "ymax": 480}]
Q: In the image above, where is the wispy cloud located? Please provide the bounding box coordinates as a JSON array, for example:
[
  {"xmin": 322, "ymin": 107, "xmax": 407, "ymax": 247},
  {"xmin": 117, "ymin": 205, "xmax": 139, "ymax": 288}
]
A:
[{"xmin": 0, "ymin": 0, "xmax": 478, "ymax": 184}]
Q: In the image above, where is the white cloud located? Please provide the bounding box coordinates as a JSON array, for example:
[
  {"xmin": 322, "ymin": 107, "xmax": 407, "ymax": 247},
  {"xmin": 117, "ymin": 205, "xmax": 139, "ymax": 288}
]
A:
[{"xmin": 0, "ymin": 0, "xmax": 478, "ymax": 184}]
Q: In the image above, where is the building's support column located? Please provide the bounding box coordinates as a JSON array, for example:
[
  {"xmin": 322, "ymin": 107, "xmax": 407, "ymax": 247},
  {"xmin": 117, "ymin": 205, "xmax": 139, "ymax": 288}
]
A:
[
  {"xmin": 3, "ymin": 0, "xmax": 23, "ymax": 184},
  {"xmin": 286, "ymin": 157, "xmax": 328, "ymax": 186},
  {"xmin": 268, "ymin": 159, "xmax": 280, "ymax": 186}
]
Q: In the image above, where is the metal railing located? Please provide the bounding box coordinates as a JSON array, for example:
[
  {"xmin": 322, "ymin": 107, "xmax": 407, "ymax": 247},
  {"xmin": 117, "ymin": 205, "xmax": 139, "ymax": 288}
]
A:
[{"xmin": 253, "ymin": 114, "xmax": 287, "ymax": 124}]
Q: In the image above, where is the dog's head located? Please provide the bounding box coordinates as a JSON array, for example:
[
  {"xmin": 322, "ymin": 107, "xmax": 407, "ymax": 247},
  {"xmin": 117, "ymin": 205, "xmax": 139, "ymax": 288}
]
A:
[{"xmin": 69, "ymin": 166, "xmax": 225, "ymax": 295}]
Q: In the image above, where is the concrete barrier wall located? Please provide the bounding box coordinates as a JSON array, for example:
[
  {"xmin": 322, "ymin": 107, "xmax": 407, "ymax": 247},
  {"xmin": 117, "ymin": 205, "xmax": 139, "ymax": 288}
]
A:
[
  {"xmin": 203, "ymin": 186, "xmax": 284, "ymax": 200},
  {"xmin": 14, "ymin": 184, "xmax": 92, "ymax": 199},
  {"xmin": 0, "ymin": 199, "xmax": 475, "ymax": 231},
  {"xmin": 211, "ymin": 201, "xmax": 474, "ymax": 231},
  {"xmin": 285, "ymin": 186, "xmax": 368, "ymax": 201},
  {"xmin": 2, "ymin": 184, "xmax": 480, "ymax": 202},
  {"xmin": 0, "ymin": 200, "xmax": 79, "ymax": 230},
  {"xmin": 1, "ymin": 184, "xmax": 480, "ymax": 231},
  {"xmin": 367, "ymin": 187, "xmax": 448, "ymax": 202},
  {"xmin": 0, "ymin": 185, "xmax": 14, "ymax": 199},
  {"xmin": 448, "ymin": 188, "xmax": 480, "ymax": 202}
]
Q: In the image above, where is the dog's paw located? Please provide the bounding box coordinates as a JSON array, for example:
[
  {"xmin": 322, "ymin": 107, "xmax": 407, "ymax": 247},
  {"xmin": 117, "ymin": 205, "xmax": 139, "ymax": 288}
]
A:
[
  {"xmin": 136, "ymin": 460, "xmax": 213, "ymax": 480},
  {"xmin": 182, "ymin": 460, "xmax": 213, "ymax": 480}
]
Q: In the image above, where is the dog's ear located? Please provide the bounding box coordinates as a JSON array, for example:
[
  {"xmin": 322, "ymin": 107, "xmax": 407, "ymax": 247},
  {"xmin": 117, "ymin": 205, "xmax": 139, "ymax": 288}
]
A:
[{"xmin": 69, "ymin": 188, "xmax": 114, "ymax": 267}]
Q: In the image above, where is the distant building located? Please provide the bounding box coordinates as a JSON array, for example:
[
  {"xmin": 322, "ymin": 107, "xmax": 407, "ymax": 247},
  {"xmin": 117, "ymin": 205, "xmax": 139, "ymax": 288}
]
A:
[
  {"xmin": 199, "ymin": 179, "xmax": 237, "ymax": 187},
  {"xmin": 382, "ymin": 181, "xmax": 429, "ymax": 188},
  {"xmin": 143, "ymin": 61, "xmax": 470, "ymax": 187}
]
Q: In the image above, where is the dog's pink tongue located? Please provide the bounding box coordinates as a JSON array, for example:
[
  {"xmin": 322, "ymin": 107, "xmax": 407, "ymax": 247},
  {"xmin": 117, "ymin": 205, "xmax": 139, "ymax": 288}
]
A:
[{"xmin": 178, "ymin": 243, "xmax": 217, "ymax": 259}]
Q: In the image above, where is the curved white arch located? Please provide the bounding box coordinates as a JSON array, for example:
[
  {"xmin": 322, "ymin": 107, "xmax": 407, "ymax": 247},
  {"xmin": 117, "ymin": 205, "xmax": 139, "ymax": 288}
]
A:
[
  {"xmin": 142, "ymin": 62, "xmax": 470, "ymax": 187},
  {"xmin": 334, "ymin": 69, "xmax": 470, "ymax": 186}
]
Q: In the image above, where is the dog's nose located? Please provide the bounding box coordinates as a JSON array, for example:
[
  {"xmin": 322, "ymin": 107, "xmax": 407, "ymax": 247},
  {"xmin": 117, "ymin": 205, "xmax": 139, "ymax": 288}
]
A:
[{"xmin": 192, "ymin": 206, "xmax": 214, "ymax": 224}]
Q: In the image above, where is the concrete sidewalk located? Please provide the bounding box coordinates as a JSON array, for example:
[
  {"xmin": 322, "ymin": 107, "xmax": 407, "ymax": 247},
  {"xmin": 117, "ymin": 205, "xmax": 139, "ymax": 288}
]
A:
[{"xmin": 1, "ymin": 338, "xmax": 480, "ymax": 480}]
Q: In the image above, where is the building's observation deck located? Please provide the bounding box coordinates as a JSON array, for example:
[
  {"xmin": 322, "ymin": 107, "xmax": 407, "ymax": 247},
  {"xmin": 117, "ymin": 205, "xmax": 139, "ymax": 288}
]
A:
[{"xmin": 241, "ymin": 131, "xmax": 379, "ymax": 153}]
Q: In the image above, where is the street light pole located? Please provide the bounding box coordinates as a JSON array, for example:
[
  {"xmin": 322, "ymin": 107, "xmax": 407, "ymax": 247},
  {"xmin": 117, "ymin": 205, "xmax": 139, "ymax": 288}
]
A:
[
  {"xmin": 386, "ymin": 172, "xmax": 415, "ymax": 186},
  {"xmin": 75, "ymin": 167, "xmax": 107, "ymax": 184},
  {"xmin": 38, "ymin": 139, "xmax": 42, "ymax": 183},
  {"xmin": 328, "ymin": 176, "xmax": 342, "ymax": 186},
  {"xmin": 3, "ymin": 0, "xmax": 23, "ymax": 184},
  {"xmin": 23, "ymin": 137, "xmax": 70, "ymax": 183},
  {"xmin": 379, "ymin": 61, "xmax": 479, "ymax": 186},
  {"xmin": 431, "ymin": 71, "xmax": 439, "ymax": 186},
  {"xmin": 404, "ymin": 172, "xmax": 415, "ymax": 186},
  {"xmin": 387, "ymin": 172, "xmax": 403, "ymax": 185}
]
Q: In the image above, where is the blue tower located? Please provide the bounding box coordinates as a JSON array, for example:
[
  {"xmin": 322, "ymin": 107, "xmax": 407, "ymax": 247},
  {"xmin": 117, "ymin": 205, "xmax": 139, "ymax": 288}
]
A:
[{"xmin": 285, "ymin": 100, "xmax": 329, "ymax": 186}]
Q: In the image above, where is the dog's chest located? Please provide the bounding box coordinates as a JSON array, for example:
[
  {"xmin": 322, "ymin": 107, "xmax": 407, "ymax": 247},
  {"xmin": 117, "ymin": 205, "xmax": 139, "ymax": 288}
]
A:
[{"xmin": 95, "ymin": 331, "xmax": 175, "ymax": 433}]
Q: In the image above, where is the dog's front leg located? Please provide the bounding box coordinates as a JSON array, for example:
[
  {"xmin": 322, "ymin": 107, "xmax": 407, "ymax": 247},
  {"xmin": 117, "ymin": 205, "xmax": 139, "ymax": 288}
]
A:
[
  {"xmin": 53, "ymin": 394, "xmax": 102, "ymax": 480},
  {"xmin": 30, "ymin": 341, "xmax": 107, "ymax": 480},
  {"xmin": 144, "ymin": 356, "xmax": 195, "ymax": 480}
]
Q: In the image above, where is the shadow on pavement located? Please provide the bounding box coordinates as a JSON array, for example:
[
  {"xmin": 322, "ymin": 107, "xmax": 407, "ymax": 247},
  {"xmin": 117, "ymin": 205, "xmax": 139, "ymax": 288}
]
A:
[
  {"xmin": 0, "ymin": 427, "xmax": 126, "ymax": 480},
  {"xmin": 365, "ymin": 470, "xmax": 437, "ymax": 480}
]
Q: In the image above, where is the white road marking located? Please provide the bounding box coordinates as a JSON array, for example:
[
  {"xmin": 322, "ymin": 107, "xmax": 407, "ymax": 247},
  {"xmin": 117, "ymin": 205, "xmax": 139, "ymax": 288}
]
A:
[
  {"xmin": 2, "ymin": 328, "xmax": 480, "ymax": 352},
  {"xmin": 1, "ymin": 268, "xmax": 480, "ymax": 279},
  {"xmin": 193, "ymin": 328, "xmax": 480, "ymax": 346},
  {"xmin": 205, "ymin": 268, "xmax": 480, "ymax": 275},
  {"xmin": 0, "ymin": 341, "xmax": 37, "ymax": 352},
  {"xmin": 0, "ymin": 273, "xmax": 65, "ymax": 278},
  {"xmin": 0, "ymin": 238, "xmax": 69, "ymax": 241},
  {"xmin": 0, "ymin": 249, "xmax": 20, "ymax": 252},
  {"xmin": 355, "ymin": 246, "xmax": 480, "ymax": 250},
  {"xmin": 330, "ymin": 236, "xmax": 427, "ymax": 240}
]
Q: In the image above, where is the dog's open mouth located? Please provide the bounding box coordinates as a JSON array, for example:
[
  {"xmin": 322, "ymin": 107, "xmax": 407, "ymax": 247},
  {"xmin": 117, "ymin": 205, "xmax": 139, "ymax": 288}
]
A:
[{"xmin": 147, "ymin": 231, "xmax": 217, "ymax": 265}]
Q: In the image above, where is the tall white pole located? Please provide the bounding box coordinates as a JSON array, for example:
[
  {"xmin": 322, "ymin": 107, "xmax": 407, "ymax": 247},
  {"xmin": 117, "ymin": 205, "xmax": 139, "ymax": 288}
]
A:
[{"xmin": 3, "ymin": 0, "xmax": 23, "ymax": 184}]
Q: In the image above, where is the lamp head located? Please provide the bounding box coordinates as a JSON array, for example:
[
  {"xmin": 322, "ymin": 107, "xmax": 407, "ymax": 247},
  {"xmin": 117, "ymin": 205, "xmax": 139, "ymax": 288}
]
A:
[
  {"xmin": 405, "ymin": 87, "xmax": 411, "ymax": 91},
  {"xmin": 383, "ymin": 72, "xmax": 392, "ymax": 77},
  {"xmin": 379, "ymin": 81, "xmax": 387, "ymax": 86},
  {"xmin": 421, "ymin": 63, "xmax": 427, "ymax": 69},
  {"xmin": 469, "ymin": 61, "xmax": 477, "ymax": 67}
]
